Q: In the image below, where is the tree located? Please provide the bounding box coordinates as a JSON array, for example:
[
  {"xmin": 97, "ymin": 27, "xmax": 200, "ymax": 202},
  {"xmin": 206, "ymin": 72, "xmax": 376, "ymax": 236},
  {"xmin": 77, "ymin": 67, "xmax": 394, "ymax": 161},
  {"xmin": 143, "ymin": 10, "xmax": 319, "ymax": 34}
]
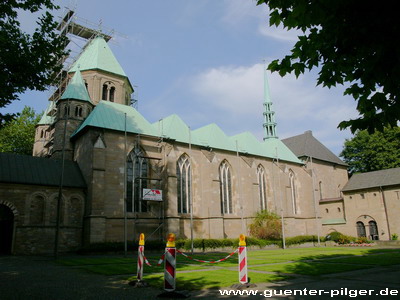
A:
[
  {"xmin": 340, "ymin": 126, "xmax": 400, "ymax": 174},
  {"xmin": 248, "ymin": 210, "xmax": 282, "ymax": 240},
  {"xmin": 0, "ymin": 0, "xmax": 67, "ymax": 126},
  {"xmin": 257, "ymin": 0, "xmax": 400, "ymax": 133},
  {"xmin": 0, "ymin": 106, "xmax": 41, "ymax": 155}
]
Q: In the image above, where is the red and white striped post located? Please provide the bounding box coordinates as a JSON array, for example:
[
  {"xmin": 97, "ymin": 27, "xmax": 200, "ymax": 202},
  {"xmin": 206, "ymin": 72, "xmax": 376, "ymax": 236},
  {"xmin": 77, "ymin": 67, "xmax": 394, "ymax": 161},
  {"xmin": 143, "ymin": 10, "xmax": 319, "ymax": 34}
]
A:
[
  {"xmin": 164, "ymin": 233, "xmax": 177, "ymax": 292},
  {"xmin": 238, "ymin": 234, "xmax": 248, "ymax": 284},
  {"xmin": 137, "ymin": 233, "xmax": 145, "ymax": 282}
]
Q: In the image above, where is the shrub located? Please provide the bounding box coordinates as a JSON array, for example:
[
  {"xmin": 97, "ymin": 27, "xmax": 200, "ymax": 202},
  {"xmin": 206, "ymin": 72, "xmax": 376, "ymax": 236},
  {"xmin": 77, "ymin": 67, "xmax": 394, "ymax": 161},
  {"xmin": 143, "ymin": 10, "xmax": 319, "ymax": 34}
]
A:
[
  {"xmin": 391, "ymin": 233, "xmax": 398, "ymax": 241},
  {"xmin": 248, "ymin": 210, "xmax": 282, "ymax": 240},
  {"xmin": 337, "ymin": 235, "xmax": 356, "ymax": 245},
  {"xmin": 325, "ymin": 231, "xmax": 343, "ymax": 242},
  {"xmin": 355, "ymin": 237, "xmax": 371, "ymax": 244}
]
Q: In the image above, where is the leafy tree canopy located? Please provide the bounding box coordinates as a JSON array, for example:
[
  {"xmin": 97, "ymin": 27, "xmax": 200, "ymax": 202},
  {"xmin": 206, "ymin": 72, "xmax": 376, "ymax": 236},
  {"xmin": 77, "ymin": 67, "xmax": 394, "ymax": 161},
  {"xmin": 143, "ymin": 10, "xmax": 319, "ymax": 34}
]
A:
[
  {"xmin": 0, "ymin": 0, "xmax": 67, "ymax": 126},
  {"xmin": 340, "ymin": 126, "xmax": 400, "ymax": 174},
  {"xmin": 257, "ymin": 0, "xmax": 400, "ymax": 133},
  {"xmin": 0, "ymin": 106, "xmax": 41, "ymax": 155}
]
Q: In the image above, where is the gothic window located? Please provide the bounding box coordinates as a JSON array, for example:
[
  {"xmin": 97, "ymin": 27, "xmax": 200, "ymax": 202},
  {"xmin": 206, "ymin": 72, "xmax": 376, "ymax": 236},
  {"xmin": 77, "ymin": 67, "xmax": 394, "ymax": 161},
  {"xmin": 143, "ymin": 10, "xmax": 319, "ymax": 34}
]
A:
[
  {"xmin": 356, "ymin": 221, "xmax": 366, "ymax": 237},
  {"xmin": 369, "ymin": 221, "xmax": 379, "ymax": 240},
  {"xmin": 257, "ymin": 165, "xmax": 267, "ymax": 211},
  {"xmin": 220, "ymin": 160, "xmax": 232, "ymax": 214},
  {"xmin": 289, "ymin": 170, "xmax": 297, "ymax": 214},
  {"xmin": 30, "ymin": 195, "xmax": 45, "ymax": 225},
  {"xmin": 177, "ymin": 154, "xmax": 191, "ymax": 214},
  {"xmin": 319, "ymin": 181, "xmax": 323, "ymax": 200},
  {"xmin": 102, "ymin": 84, "xmax": 108, "ymax": 100},
  {"xmin": 126, "ymin": 147, "xmax": 148, "ymax": 213},
  {"xmin": 109, "ymin": 87, "xmax": 115, "ymax": 102},
  {"xmin": 40, "ymin": 129, "xmax": 45, "ymax": 139}
]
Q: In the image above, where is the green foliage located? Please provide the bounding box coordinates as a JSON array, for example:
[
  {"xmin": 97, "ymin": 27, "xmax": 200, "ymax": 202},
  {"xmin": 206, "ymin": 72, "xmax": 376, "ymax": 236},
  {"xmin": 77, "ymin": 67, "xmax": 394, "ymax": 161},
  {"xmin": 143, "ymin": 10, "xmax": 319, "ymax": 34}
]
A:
[
  {"xmin": 248, "ymin": 210, "xmax": 282, "ymax": 240},
  {"xmin": 284, "ymin": 235, "xmax": 324, "ymax": 247},
  {"xmin": 257, "ymin": 0, "xmax": 400, "ymax": 133},
  {"xmin": 340, "ymin": 126, "xmax": 400, "ymax": 174},
  {"xmin": 355, "ymin": 237, "xmax": 372, "ymax": 244},
  {"xmin": 391, "ymin": 233, "xmax": 398, "ymax": 241},
  {"xmin": 337, "ymin": 235, "xmax": 356, "ymax": 245},
  {"xmin": 0, "ymin": 106, "xmax": 41, "ymax": 155},
  {"xmin": 325, "ymin": 231, "xmax": 344, "ymax": 242},
  {"xmin": 0, "ymin": 0, "xmax": 68, "ymax": 126}
]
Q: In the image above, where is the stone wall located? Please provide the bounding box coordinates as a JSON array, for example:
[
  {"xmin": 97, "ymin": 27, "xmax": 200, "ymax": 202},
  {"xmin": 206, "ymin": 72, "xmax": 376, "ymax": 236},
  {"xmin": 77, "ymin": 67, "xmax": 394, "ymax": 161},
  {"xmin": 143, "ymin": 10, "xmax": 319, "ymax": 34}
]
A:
[{"xmin": 0, "ymin": 183, "xmax": 85, "ymax": 254}]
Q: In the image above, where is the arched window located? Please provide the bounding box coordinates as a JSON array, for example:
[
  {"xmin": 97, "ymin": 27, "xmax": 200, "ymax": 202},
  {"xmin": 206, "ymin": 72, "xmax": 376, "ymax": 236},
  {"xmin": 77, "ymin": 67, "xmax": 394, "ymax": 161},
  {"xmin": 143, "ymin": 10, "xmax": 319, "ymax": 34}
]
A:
[
  {"xmin": 30, "ymin": 195, "xmax": 45, "ymax": 225},
  {"xmin": 356, "ymin": 221, "xmax": 366, "ymax": 237},
  {"xmin": 63, "ymin": 104, "xmax": 70, "ymax": 117},
  {"xmin": 369, "ymin": 221, "xmax": 379, "ymax": 240},
  {"xmin": 319, "ymin": 181, "xmax": 323, "ymax": 200},
  {"xmin": 220, "ymin": 160, "xmax": 232, "ymax": 214},
  {"xmin": 289, "ymin": 170, "xmax": 297, "ymax": 214},
  {"xmin": 68, "ymin": 197, "xmax": 83, "ymax": 226},
  {"xmin": 102, "ymin": 84, "xmax": 108, "ymax": 100},
  {"xmin": 109, "ymin": 86, "xmax": 115, "ymax": 102},
  {"xmin": 257, "ymin": 165, "xmax": 267, "ymax": 210},
  {"xmin": 126, "ymin": 147, "xmax": 148, "ymax": 213},
  {"xmin": 177, "ymin": 154, "xmax": 191, "ymax": 214},
  {"xmin": 75, "ymin": 105, "xmax": 83, "ymax": 117}
]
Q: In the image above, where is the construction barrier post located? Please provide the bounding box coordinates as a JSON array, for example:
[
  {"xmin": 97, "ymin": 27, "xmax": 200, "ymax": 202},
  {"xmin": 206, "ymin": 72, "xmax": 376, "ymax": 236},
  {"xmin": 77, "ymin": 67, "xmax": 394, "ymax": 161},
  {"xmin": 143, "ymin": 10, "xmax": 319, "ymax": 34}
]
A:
[
  {"xmin": 164, "ymin": 233, "xmax": 176, "ymax": 292},
  {"xmin": 137, "ymin": 233, "xmax": 145, "ymax": 282},
  {"xmin": 158, "ymin": 233, "xmax": 190, "ymax": 298},
  {"xmin": 238, "ymin": 234, "xmax": 248, "ymax": 284},
  {"xmin": 230, "ymin": 234, "xmax": 256, "ymax": 289},
  {"xmin": 129, "ymin": 233, "xmax": 148, "ymax": 288}
]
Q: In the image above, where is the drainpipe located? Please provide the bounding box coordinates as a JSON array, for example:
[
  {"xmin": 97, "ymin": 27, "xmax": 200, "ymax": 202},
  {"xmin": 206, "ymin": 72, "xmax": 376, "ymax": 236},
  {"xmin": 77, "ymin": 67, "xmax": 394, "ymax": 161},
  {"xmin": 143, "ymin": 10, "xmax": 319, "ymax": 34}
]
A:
[{"xmin": 380, "ymin": 186, "xmax": 391, "ymax": 239}]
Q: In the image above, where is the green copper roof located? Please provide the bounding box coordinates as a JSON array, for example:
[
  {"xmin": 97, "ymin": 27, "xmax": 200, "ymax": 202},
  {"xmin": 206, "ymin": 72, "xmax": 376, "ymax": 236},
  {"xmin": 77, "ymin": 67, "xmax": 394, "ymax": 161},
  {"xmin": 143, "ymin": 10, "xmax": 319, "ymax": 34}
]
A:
[
  {"xmin": 192, "ymin": 123, "xmax": 236, "ymax": 151},
  {"xmin": 38, "ymin": 101, "xmax": 55, "ymax": 125},
  {"xmin": 153, "ymin": 114, "xmax": 191, "ymax": 143},
  {"xmin": 69, "ymin": 36, "xmax": 127, "ymax": 77},
  {"xmin": 72, "ymin": 102, "xmax": 302, "ymax": 164},
  {"xmin": 72, "ymin": 101, "xmax": 156, "ymax": 137},
  {"xmin": 60, "ymin": 70, "xmax": 92, "ymax": 103}
]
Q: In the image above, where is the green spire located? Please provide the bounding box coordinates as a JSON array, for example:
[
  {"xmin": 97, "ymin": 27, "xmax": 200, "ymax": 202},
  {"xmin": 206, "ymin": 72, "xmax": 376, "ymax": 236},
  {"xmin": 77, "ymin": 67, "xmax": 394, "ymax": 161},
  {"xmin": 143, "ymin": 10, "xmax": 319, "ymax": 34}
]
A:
[
  {"xmin": 262, "ymin": 63, "xmax": 278, "ymax": 140},
  {"xmin": 60, "ymin": 69, "xmax": 91, "ymax": 102},
  {"xmin": 68, "ymin": 36, "xmax": 127, "ymax": 77},
  {"xmin": 38, "ymin": 101, "xmax": 56, "ymax": 125}
]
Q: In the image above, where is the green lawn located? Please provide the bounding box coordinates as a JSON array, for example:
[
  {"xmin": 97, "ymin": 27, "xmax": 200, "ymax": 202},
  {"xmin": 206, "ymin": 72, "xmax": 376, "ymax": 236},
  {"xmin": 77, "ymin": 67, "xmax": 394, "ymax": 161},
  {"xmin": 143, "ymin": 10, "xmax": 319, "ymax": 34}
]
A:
[{"xmin": 56, "ymin": 247, "xmax": 400, "ymax": 289}]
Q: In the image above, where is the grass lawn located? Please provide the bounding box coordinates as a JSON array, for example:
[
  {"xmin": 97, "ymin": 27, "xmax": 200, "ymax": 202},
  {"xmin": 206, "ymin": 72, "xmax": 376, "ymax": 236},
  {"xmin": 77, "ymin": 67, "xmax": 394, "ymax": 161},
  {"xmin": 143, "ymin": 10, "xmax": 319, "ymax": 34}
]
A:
[
  {"xmin": 56, "ymin": 247, "xmax": 400, "ymax": 289},
  {"xmin": 127, "ymin": 270, "xmax": 290, "ymax": 290}
]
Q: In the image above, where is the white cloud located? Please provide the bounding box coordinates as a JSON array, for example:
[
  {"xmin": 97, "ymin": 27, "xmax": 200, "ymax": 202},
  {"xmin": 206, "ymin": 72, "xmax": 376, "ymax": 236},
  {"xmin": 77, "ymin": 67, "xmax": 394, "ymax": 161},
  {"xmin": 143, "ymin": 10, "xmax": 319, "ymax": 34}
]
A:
[{"xmin": 187, "ymin": 63, "xmax": 358, "ymax": 155}]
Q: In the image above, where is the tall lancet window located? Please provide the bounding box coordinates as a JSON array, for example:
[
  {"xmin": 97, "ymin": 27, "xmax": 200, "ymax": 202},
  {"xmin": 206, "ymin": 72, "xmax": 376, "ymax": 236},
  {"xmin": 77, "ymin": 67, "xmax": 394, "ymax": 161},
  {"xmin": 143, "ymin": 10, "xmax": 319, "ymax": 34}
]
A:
[
  {"xmin": 220, "ymin": 160, "xmax": 233, "ymax": 214},
  {"xmin": 257, "ymin": 165, "xmax": 267, "ymax": 210},
  {"xmin": 126, "ymin": 147, "xmax": 148, "ymax": 213},
  {"xmin": 289, "ymin": 170, "xmax": 298, "ymax": 214},
  {"xmin": 177, "ymin": 154, "xmax": 191, "ymax": 214}
]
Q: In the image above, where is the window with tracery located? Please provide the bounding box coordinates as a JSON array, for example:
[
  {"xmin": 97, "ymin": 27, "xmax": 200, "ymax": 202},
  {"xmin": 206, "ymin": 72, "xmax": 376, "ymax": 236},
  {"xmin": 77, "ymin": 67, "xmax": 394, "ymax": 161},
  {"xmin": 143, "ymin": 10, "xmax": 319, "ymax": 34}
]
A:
[
  {"xmin": 220, "ymin": 160, "xmax": 232, "ymax": 214},
  {"xmin": 257, "ymin": 165, "xmax": 267, "ymax": 210},
  {"xmin": 289, "ymin": 170, "xmax": 297, "ymax": 214},
  {"xmin": 177, "ymin": 154, "xmax": 191, "ymax": 214},
  {"xmin": 126, "ymin": 147, "xmax": 148, "ymax": 212}
]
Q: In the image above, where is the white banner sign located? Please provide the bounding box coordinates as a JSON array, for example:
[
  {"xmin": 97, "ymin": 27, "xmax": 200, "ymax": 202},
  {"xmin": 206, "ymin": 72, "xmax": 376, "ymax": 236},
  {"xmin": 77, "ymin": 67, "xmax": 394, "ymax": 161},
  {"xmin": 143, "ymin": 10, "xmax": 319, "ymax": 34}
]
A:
[{"xmin": 142, "ymin": 189, "xmax": 163, "ymax": 201}]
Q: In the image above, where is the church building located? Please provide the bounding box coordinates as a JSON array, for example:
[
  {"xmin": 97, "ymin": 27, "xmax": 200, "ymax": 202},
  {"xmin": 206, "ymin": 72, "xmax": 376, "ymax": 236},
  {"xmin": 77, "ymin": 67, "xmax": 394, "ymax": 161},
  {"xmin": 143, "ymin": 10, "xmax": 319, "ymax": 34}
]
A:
[{"xmin": 1, "ymin": 35, "xmax": 399, "ymax": 254}]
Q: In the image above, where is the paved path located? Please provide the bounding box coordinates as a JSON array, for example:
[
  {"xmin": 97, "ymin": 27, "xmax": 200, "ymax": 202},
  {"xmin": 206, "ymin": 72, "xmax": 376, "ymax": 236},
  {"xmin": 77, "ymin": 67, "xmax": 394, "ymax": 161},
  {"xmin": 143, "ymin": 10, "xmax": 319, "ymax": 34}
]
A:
[{"xmin": 1, "ymin": 255, "xmax": 399, "ymax": 299}]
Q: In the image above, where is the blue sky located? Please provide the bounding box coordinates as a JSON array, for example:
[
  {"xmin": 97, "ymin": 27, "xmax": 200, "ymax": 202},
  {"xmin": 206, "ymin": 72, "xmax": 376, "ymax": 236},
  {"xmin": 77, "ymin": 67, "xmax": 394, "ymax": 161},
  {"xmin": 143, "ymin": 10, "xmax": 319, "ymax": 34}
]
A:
[{"xmin": 9, "ymin": 0, "xmax": 359, "ymax": 155}]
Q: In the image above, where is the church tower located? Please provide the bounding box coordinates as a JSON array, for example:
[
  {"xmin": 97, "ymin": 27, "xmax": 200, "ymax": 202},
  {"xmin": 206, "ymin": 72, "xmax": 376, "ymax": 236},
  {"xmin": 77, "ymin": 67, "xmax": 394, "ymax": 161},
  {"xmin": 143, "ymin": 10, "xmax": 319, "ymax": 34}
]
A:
[
  {"xmin": 262, "ymin": 66, "xmax": 278, "ymax": 140},
  {"xmin": 68, "ymin": 36, "xmax": 134, "ymax": 106},
  {"xmin": 51, "ymin": 69, "xmax": 93, "ymax": 159}
]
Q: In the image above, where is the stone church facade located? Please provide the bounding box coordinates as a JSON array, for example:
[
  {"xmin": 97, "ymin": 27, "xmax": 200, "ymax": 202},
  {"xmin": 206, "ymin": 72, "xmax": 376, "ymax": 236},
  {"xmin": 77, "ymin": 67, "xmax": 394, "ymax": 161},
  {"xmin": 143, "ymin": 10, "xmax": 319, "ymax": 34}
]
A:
[{"xmin": 1, "ymin": 36, "xmax": 399, "ymax": 254}]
